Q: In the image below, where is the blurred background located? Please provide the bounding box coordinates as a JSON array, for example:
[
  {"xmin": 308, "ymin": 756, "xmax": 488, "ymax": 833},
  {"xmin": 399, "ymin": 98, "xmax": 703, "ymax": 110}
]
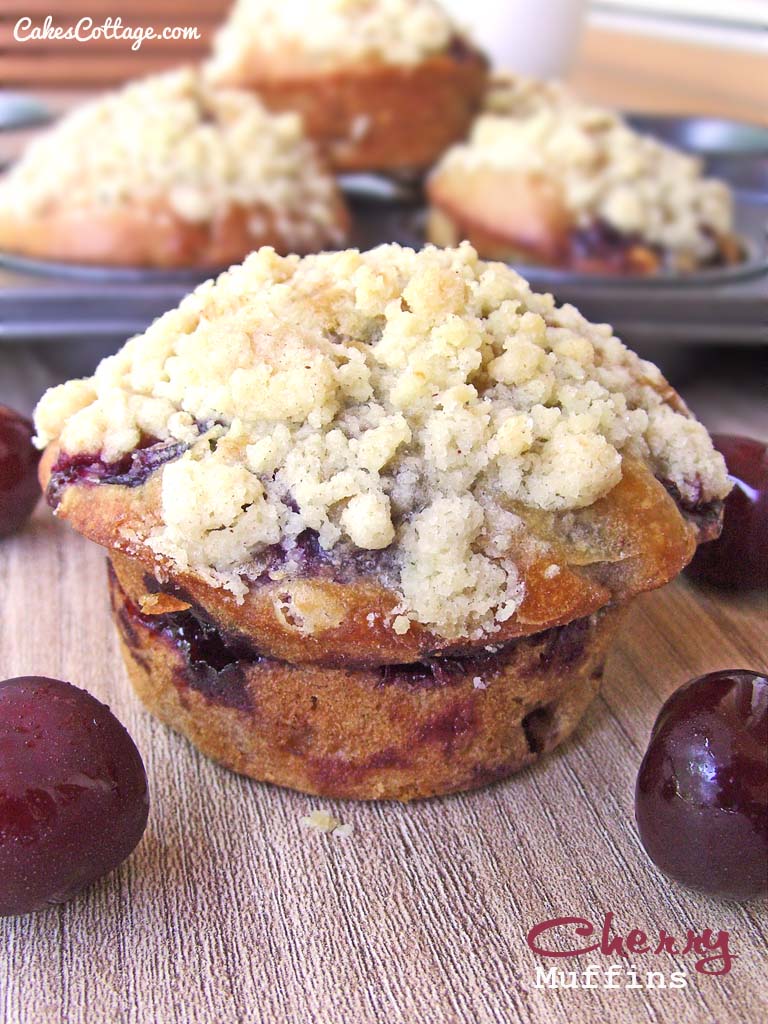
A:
[
  {"xmin": 1, "ymin": 1, "xmax": 765, "ymax": 124},
  {"xmin": 0, "ymin": 0, "xmax": 766, "ymax": 437}
]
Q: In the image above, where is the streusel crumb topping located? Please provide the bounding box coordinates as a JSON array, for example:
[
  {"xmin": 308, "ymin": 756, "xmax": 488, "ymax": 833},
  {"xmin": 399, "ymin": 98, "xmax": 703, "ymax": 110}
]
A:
[
  {"xmin": 483, "ymin": 74, "xmax": 571, "ymax": 119},
  {"xmin": 436, "ymin": 79, "xmax": 733, "ymax": 262},
  {"xmin": 35, "ymin": 244, "xmax": 729, "ymax": 638},
  {"xmin": 0, "ymin": 68, "xmax": 340, "ymax": 238},
  {"xmin": 209, "ymin": 0, "xmax": 460, "ymax": 71}
]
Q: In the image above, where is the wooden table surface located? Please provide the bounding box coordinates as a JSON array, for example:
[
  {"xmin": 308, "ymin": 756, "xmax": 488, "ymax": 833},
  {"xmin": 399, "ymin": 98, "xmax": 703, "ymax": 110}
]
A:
[
  {"xmin": 1, "ymin": 509, "xmax": 766, "ymax": 1024},
  {"xmin": 1, "ymin": 22, "xmax": 767, "ymax": 1024}
]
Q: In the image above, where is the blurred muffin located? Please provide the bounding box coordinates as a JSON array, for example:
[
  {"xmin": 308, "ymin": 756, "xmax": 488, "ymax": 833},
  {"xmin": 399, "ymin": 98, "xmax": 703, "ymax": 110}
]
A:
[
  {"xmin": 207, "ymin": 0, "xmax": 488, "ymax": 173},
  {"xmin": 35, "ymin": 243, "xmax": 729, "ymax": 799},
  {"xmin": 428, "ymin": 77, "xmax": 741, "ymax": 274},
  {"xmin": 0, "ymin": 68, "xmax": 348, "ymax": 269}
]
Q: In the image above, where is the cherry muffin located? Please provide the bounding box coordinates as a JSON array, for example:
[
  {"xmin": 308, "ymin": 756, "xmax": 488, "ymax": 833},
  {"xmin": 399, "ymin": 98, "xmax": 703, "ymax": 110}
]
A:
[
  {"xmin": 35, "ymin": 243, "xmax": 729, "ymax": 799},
  {"xmin": 428, "ymin": 77, "xmax": 741, "ymax": 275},
  {"xmin": 206, "ymin": 0, "xmax": 488, "ymax": 173},
  {"xmin": 0, "ymin": 68, "xmax": 347, "ymax": 269}
]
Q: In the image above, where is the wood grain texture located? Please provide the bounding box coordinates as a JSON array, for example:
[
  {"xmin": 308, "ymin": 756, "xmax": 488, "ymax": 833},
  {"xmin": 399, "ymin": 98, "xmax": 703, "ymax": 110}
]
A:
[{"xmin": 0, "ymin": 497, "xmax": 766, "ymax": 1024}]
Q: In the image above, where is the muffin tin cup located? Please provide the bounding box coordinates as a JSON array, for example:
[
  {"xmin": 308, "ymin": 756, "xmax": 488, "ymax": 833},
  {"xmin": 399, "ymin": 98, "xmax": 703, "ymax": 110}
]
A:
[{"xmin": 0, "ymin": 113, "xmax": 766, "ymax": 344}]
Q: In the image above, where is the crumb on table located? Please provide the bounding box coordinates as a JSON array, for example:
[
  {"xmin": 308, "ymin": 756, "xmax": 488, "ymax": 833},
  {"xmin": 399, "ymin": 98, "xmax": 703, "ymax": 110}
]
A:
[{"xmin": 301, "ymin": 809, "xmax": 354, "ymax": 838}]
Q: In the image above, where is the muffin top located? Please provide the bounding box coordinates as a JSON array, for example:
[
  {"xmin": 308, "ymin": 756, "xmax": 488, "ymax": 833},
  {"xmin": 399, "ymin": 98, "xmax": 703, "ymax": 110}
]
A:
[
  {"xmin": 434, "ymin": 82, "xmax": 733, "ymax": 263},
  {"xmin": 208, "ymin": 0, "xmax": 464, "ymax": 72},
  {"xmin": 0, "ymin": 68, "xmax": 341, "ymax": 238},
  {"xmin": 483, "ymin": 74, "xmax": 571, "ymax": 119},
  {"xmin": 35, "ymin": 244, "xmax": 728, "ymax": 640}
]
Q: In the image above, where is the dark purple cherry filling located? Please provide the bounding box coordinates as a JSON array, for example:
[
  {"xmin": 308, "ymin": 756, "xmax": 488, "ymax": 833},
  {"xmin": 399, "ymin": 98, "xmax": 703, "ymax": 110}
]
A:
[
  {"xmin": 117, "ymin": 558, "xmax": 599, "ymax": 700},
  {"xmin": 382, "ymin": 615, "xmax": 595, "ymax": 689},
  {"xmin": 113, "ymin": 578, "xmax": 258, "ymax": 712},
  {"xmin": 661, "ymin": 479, "xmax": 724, "ymax": 544},
  {"xmin": 251, "ymin": 528, "xmax": 401, "ymax": 587},
  {"xmin": 569, "ymin": 219, "xmax": 736, "ymax": 273},
  {"xmin": 447, "ymin": 33, "xmax": 484, "ymax": 64},
  {"xmin": 141, "ymin": 605, "xmax": 262, "ymax": 675},
  {"xmin": 570, "ymin": 219, "xmax": 650, "ymax": 271},
  {"xmin": 47, "ymin": 438, "xmax": 189, "ymax": 508}
]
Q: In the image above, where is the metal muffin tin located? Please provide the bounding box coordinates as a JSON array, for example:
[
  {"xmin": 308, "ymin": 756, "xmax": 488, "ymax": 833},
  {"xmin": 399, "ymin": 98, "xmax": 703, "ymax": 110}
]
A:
[{"xmin": 0, "ymin": 112, "xmax": 766, "ymax": 345}]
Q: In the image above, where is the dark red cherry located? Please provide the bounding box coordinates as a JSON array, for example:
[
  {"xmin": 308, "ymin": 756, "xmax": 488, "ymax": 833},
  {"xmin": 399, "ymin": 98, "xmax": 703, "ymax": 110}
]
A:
[
  {"xmin": 0, "ymin": 676, "xmax": 149, "ymax": 916},
  {"xmin": 636, "ymin": 670, "xmax": 768, "ymax": 901},
  {"xmin": 0, "ymin": 405, "xmax": 41, "ymax": 538},
  {"xmin": 686, "ymin": 434, "xmax": 768, "ymax": 590}
]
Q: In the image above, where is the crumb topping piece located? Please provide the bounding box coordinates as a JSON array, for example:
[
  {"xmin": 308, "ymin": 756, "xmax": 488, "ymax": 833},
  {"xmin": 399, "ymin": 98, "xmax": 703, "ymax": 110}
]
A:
[
  {"xmin": 35, "ymin": 244, "xmax": 729, "ymax": 639},
  {"xmin": 301, "ymin": 809, "xmax": 353, "ymax": 837},
  {"xmin": 208, "ymin": 0, "xmax": 462, "ymax": 71},
  {"xmin": 0, "ymin": 68, "xmax": 341, "ymax": 241},
  {"xmin": 435, "ymin": 76, "xmax": 733, "ymax": 262}
]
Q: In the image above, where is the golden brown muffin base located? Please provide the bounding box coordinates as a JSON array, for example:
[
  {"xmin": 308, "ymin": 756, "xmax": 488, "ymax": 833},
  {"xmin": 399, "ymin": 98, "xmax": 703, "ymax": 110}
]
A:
[
  {"xmin": 427, "ymin": 167, "xmax": 743, "ymax": 275},
  {"xmin": 0, "ymin": 195, "xmax": 349, "ymax": 269},
  {"xmin": 109, "ymin": 561, "xmax": 625, "ymax": 800},
  {"xmin": 212, "ymin": 48, "xmax": 488, "ymax": 172}
]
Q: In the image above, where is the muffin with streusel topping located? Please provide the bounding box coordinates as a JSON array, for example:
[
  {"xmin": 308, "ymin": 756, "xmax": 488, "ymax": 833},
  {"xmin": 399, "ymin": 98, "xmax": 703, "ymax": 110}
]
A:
[
  {"xmin": 0, "ymin": 68, "xmax": 347, "ymax": 269},
  {"xmin": 428, "ymin": 77, "xmax": 742, "ymax": 274},
  {"xmin": 206, "ymin": 0, "xmax": 488, "ymax": 173},
  {"xmin": 35, "ymin": 244, "xmax": 729, "ymax": 799}
]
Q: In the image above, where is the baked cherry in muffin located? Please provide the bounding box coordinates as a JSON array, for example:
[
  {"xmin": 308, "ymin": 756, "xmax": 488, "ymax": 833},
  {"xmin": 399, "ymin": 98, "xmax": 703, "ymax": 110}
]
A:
[
  {"xmin": 35, "ymin": 243, "xmax": 729, "ymax": 799},
  {"xmin": 207, "ymin": 0, "xmax": 488, "ymax": 173},
  {"xmin": 0, "ymin": 68, "xmax": 348, "ymax": 269},
  {"xmin": 428, "ymin": 76, "xmax": 742, "ymax": 275}
]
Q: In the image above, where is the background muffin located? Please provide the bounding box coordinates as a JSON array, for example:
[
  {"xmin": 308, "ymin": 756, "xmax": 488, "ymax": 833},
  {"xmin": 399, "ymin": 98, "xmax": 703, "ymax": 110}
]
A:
[
  {"xmin": 0, "ymin": 67, "xmax": 348, "ymax": 269},
  {"xmin": 427, "ymin": 77, "xmax": 741, "ymax": 274},
  {"xmin": 34, "ymin": 243, "xmax": 729, "ymax": 798},
  {"xmin": 207, "ymin": 0, "xmax": 488, "ymax": 173}
]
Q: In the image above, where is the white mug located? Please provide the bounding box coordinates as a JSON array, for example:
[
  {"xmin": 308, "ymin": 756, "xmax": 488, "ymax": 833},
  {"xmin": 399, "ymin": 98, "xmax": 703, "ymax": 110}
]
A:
[{"xmin": 441, "ymin": 0, "xmax": 587, "ymax": 76}]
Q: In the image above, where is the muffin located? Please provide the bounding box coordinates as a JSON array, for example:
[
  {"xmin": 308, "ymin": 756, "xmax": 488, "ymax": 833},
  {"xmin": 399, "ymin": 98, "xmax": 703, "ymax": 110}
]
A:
[
  {"xmin": 0, "ymin": 68, "xmax": 348, "ymax": 269},
  {"xmin": 206, "ymin": 0, "xmax": 488, "ymax": 173},
  {"xmin": 35, "ymin": 243, "xmax": 729, "ymax": 800},
  {"xmin": 427, "ymin": 77, "xmax": 742, "ymax": 274}
]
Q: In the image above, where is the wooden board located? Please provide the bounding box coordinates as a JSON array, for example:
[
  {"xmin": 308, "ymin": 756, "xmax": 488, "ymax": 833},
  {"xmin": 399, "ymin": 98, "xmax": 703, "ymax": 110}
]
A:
[
  {"xmin": 570, "ymin": 27, "xmax": 768, "ymax": 127},
  {"xmin": 0, "ymin": 493, "xmax": 766, "ymax": 1024}
]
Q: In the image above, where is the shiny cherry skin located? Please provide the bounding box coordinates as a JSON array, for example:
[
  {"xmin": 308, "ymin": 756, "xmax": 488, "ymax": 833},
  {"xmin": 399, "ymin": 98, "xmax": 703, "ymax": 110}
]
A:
[
  {"xmin": 686, "ymin": 435, "xmax": 768, "ymax": 590},
  {"xmin": 636, "ymin": 670, "xmax": 768, "ymax": 901},
  {"xmin": 0, "ymin": 677, "xmax": 149, "ymax": 916},
  {"xmin": 0, "ymin": 405, "xmax": 41, "ymax": 538}
]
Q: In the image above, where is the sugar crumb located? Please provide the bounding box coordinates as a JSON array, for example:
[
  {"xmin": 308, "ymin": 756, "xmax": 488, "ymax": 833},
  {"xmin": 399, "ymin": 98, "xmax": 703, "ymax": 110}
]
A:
[
  {"xmin": 209, "ymin": 0, "xmax": 462, "ymax": 71},
  {"xmin": 301, "ymin": 809, "xmax": 353, "ymax": 838}
]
